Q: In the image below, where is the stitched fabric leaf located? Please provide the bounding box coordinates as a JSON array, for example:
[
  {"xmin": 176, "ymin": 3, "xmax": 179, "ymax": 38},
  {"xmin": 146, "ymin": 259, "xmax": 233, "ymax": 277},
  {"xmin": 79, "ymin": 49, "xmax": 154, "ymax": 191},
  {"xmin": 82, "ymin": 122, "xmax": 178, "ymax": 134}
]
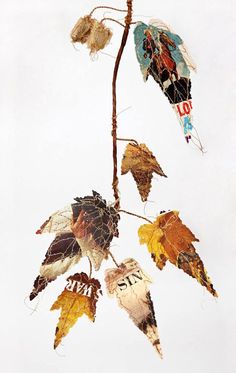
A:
[
  {"xmin": 134, "ymin": 19, "xmax": 197, "ymax": 144},
  {"xmin": 138, "ymin": 211, "xmax": 218, "ymax": 297},
  {"xmin": 121, "ymin": 142, "xmax": 167, "ymax": 201},
  {"xmin": 51, "ymin": 272, "xmax": 102, "ymax": 349},
  {"xmin": 105, "ymin": 258, "xmax": 162, "ymax": 357},
  {"xmin": 30, "ymin": 191, "xmax": 119, "ymax": 300}
]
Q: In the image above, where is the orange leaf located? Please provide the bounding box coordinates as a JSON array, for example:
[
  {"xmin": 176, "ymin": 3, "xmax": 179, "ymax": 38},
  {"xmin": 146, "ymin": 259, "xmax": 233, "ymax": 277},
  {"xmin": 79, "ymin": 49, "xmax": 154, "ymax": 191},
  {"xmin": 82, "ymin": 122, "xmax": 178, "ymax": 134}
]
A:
[
  {"xmin": 51, "ymin": 272, "xmax": 102, "ymax": 349},
  {"xmin": 138, "ymin": 211, "xmax": 218, "ymax": 297},
  {"xmin": 121, "ymin": 143, "xmax": 167, "ymax": 201}
]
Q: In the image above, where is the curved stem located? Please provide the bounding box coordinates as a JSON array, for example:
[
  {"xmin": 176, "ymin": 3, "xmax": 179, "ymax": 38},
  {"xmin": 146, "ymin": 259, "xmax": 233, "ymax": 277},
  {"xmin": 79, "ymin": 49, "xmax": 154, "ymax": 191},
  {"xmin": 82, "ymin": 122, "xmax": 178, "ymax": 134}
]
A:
[
  {"xmin": 108, "ymin": 251, "xmax": 120, "ymax": 267},
  {"xmin": 112, "ymin": 0, "xmax": 133, "ymax": 210},
  {"xmin": 89, "ymin": 6, "xmax": 127, "ymax": 17},
  {"xmin": 117, "ymin": 137, "xmax": 139, "ymax": 146},
  {"xmin": 119, "ymin": 209, "xmax": 153, "ymax": 224},
  {"xmin": 101, "ymin": 18, "xmax": 125, "ymax": 27},
  {"xmin": 88, "ymin": 257, "xmax": 92, "ymax": 278}
]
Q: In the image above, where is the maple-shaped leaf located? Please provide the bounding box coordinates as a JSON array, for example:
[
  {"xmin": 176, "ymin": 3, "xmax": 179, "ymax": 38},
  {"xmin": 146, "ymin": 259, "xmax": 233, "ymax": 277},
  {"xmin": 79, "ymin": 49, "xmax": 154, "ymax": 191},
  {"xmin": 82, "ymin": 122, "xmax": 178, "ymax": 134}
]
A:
[
  {"xmin": 51, "ymin": 272, "xmax": 102, "ymax": 349},
  {"xmin": 31, "ymin": 192, "xmax": 118, "ymax": 300},
  {"xmin": 121, "ymin": 142, "xmax": 167, "ymax": 202},
  {"xmin": 105, "ymin": 258, "xmax": 163, "ymax": 357},
  {"xmin": 71, "ymin": 191, "xmax": 120, "ymax": 270},
  {"xmin": 30, "ymin": 233, "xmax": 81, "ymax": 300},
  {"xmin": 138, "ymin": 211, "xmax": 218, "ymax": 297}
]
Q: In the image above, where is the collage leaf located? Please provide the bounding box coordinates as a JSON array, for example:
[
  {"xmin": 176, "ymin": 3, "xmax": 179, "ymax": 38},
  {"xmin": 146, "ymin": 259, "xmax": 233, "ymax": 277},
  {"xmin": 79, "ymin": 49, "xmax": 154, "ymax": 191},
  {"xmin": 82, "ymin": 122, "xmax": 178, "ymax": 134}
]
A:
[
  {"xmin": 138, "ymin": 211, "xmax": 218, "ymax": 297},
  {"xmin": 30, "ymin": 191, "xmax": 119, "ymax": 300},
  {"xmin": 51, "ymin": 272, "xmax": 102, "ymax": 349},
  {"xmin": 134, "ymin": 20, "xmax": 196, "ymax": 143},
  {"xmin": 121, "ymin": 142, "xmax": 167, "ymax": 201},
  {"xmin": 105, "ymin": 258, "xmax": 162, "ymax": 357}
]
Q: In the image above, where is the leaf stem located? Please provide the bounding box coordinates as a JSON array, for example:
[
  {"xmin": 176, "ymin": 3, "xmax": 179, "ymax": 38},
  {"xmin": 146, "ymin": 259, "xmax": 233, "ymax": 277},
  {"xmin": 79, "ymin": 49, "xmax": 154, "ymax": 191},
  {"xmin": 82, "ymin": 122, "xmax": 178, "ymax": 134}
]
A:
[
  {"xmin": 117, "ymin": 137, "xmax": 139, "ymax": 146},
  {"xmin": 119, "ymin": 209, "xmax": 153, "ymax": 224},
  {"xmin": 89, "ymin": 6, "xmax": 127, "ymax": 17},
  {"xmin": 101, "ymin": 18, "xmax": 125, "ymax": 27},
  {"xmin": 112, "ymin": 0, "xmax": 133, "ymax": 210},
  {"xmin": 88, "ymin": 257, "xmax": 93, "ymax": 278},
  {"xmin": 108, "ymin": 251, "xmax": 120, "ymax": 267}
]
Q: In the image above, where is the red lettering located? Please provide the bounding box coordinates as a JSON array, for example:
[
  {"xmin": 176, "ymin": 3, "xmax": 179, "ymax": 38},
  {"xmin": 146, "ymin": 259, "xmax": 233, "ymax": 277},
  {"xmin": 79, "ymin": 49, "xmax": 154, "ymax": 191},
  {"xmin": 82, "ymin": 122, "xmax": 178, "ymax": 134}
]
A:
[
  {"xmin": 183, "ymin": 102, "xmax": 190, "ymax": 115},
  {"xmin": 177, "ymin": 104, "xmax": 185, "ymax": 117}
]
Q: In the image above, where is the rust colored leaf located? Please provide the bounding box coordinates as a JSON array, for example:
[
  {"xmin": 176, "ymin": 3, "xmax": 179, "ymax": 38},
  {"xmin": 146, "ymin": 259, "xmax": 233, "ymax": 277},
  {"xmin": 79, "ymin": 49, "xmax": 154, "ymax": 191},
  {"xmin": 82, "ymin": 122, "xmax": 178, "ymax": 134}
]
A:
[
  {"xmin": 51, "ymin": 272, "xmax": 102, "ymax": 349},
  {"xmin": 121, "ymin": 143, "xmax": 167, "ymax": 201},
  {"xmin": 105, "ymin": 258, "xmax": 162, "ymax": 357},
  {"xmin": 138, "ymin": 211, "xmax": 218, "ymax": 297}
]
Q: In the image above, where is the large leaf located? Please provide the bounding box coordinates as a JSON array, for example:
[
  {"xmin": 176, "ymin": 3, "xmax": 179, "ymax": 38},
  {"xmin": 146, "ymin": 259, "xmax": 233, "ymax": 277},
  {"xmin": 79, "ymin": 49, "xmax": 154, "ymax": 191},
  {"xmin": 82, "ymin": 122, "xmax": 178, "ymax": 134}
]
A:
[
  {"xmin": 138, "ymin": 211, "xmax": 218, "ymax": 297},
  {"xmin": 105, "ymin": 258, "xmax": 162, "ymax": 357}
]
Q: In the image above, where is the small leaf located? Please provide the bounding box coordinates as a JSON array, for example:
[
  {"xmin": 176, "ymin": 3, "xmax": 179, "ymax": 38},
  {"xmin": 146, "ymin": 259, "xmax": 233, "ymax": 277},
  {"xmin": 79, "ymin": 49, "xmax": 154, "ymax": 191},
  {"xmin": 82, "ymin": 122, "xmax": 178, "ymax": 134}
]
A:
[
  {"xmin": 105, "ymin": 258, "xmax": 162, "ymax": 357},
  {"xmin": 138, "ymin": 211, "xmax": 218, "ymax": 297},
  {"xmin": 71, "ymin": 16, "xmax": 112, "ymax": 54},
  {"xmin": 121, "ymin": 142, "xmax": 167, "ymax": 202},
  {"xmin": 51, "ymin": 272, "xmax": 102, "ymax": 349}
]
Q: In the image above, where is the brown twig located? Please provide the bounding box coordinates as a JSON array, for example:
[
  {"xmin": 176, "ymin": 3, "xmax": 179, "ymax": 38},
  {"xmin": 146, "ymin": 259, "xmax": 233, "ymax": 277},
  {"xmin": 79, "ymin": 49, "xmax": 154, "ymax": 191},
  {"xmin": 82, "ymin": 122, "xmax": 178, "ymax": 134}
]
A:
[
  {"xmin": 117, "ymin": 137, "xmax": 139, "ymax": 146},
  {"xmin": 89, "ymin": 6, "xmax": 127, "ymax": 16},
  {"xmin": 88, "ymin": 257, "xmax": 92, "ymax": 278},
  {"xmin": 108, "ymin": 251, "xmax": 120, "ymax": 267},
  {"xmin": 112, "ymin": 0, "xmax": 133, "ymax": 210},
  {"xmin": 101, "ymin": 18, "xmax": 125, "ymax": 27},
  {"xmin": 119, "ymin": 209, "xmax": 153, "ymax": 224}
]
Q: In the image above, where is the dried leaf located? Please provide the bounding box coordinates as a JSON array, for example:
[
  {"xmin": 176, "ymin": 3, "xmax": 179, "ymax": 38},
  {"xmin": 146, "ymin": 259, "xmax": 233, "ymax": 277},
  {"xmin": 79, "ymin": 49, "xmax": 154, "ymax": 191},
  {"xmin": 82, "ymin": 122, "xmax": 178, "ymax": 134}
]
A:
[
  {"xmin": 87, "ymin": 20, "xmax": 112, "ymax": 54},
  {"xmin": 51, "ymin": 272, "xmax": 102, "ymax": 349},
  {"xmin": 30, "ymin": 233, "xmax": 81, "ymax": 300},
  {"xmin": 71, "ymin": 15, "xmax": 96, "ymax": 44},
  {"xmin": 121, "ymin": 143, "xmax": 167, "ymax": 201},
  {"xmin": 138, "ymin": 211, "xmax": 218, "ymax": 297},
  {"xmin": 105, "ymin": 258, "xmax": 162, "ymax": 357},
  {"xmin": 71, "ymin": 16, "xmax": 112, "ymax": 54}
]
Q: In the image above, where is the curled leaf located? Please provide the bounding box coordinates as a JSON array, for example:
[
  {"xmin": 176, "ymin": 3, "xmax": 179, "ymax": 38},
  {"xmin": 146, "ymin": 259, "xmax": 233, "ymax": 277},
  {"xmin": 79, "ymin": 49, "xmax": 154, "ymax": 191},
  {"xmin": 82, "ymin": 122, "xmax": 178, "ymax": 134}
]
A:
[
  {"xmin": 71, "ymin": 15, "xmax": 96, "ymax": 44},
  {"xmin": 51, "ymin": 272, "xmax": 102, "ymax": 349},
  {"xmin": 121, "ymin": 142, "xmax": 167, "ymax": 201},
  {"xmin": 138, "ymin": 211, "xmax": 218, "ymax": 297},
  {"xmin": 71, "ymin": 16, "xmax": 112, "ymax": 54},
  {"xmin": 87, "ymin": 21, "xmax": 112, "ymax": 54},
  {"xmin": 105, "ymin": 258, "xmax": 162, "ymax": 357}
]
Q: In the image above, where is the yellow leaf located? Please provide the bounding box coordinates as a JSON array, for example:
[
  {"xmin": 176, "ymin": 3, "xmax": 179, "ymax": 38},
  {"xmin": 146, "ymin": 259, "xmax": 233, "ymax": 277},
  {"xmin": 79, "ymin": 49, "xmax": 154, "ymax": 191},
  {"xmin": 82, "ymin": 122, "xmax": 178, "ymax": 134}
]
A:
[
  {"xmin": 51, "ymin": 272, "xmax": 101, "ymax": 349},
  {"xmin": 138, "ymin": 211, "xmax": 218, "ymax": 297}
]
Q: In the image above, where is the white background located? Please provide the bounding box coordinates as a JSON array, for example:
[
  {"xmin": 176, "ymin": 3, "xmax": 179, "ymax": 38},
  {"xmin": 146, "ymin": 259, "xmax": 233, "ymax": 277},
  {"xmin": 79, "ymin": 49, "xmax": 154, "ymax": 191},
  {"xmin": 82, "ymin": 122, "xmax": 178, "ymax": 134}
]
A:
[{"xmin": 0, "ymin": 0, "xmax": 235, "ymax": 372}]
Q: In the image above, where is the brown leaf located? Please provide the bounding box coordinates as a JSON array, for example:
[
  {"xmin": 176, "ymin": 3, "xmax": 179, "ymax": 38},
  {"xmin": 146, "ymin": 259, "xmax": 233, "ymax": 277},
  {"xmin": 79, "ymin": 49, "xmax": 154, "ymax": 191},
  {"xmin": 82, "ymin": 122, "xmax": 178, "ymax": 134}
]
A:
[
  {"xmin": 33, "ymin": 191, "xmax": 119, "ymax": 298},
  {"xmin": 71, "ymin": 191, "xmax": 120, "ymax": 270},
  {"xmin": 51, "ymin": 272, "xmax": 102, "ymax": 349},
  {"xmin": 71, "ymin": 16, "xmax": 112, "ymax": 54},
  {"xmin": 121, "ymin": 143, "xmax": 167, "ymax": 201},
  {"xmin": 30, "ymin": 233, "xmax": 81, "ymax": 300},
  {"xmin": 105, "ymin": 258, "xmax": 162, "ymax": 357},
  {"xmin": 138, "ymin": 211, "xmax": 218, "ymax": 297}
]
